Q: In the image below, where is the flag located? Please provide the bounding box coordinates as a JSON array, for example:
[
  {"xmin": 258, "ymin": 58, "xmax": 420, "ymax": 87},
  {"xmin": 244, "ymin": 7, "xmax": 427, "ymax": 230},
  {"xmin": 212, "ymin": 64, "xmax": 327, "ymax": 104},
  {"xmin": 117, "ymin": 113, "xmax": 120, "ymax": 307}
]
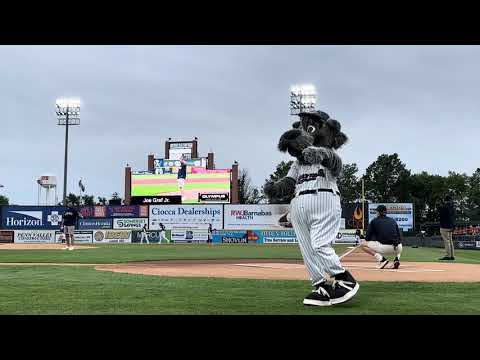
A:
[{"xmin": 79, "ymin": 179, "xmax": 85, "ymax": 192}]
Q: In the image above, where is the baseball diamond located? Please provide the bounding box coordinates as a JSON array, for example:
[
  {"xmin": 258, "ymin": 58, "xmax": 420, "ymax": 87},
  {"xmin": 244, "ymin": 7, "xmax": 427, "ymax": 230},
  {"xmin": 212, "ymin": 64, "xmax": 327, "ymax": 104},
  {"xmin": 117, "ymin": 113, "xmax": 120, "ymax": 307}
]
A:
[{"xmin": 1, "ymin": 243, "xmax": 480, "ymax": 314}]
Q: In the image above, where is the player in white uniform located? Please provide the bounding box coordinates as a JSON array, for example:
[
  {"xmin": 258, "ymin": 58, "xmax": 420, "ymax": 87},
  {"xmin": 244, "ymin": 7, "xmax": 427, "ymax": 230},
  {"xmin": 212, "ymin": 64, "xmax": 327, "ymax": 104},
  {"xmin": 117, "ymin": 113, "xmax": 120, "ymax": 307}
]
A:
[{"xmin": 265, "ymin": 111, "xmax": 359, "ymax": 306}]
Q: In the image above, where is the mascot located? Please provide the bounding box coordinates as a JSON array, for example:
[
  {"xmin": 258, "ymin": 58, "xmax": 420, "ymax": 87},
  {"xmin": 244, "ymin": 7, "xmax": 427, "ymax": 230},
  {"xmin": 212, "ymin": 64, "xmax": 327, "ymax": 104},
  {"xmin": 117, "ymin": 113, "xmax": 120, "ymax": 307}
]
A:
[{"xmin": 264, "ymin": 110, "xmax": 359, "ymax": 306}]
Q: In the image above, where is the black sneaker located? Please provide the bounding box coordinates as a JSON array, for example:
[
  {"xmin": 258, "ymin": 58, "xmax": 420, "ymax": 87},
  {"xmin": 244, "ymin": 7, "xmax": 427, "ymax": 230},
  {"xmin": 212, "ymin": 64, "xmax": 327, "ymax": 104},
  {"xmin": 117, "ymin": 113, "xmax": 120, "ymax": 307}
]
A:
[
  {"xmin": 378, "ymin": 257, "xmax": 390, "ymax": 269},
  {"xmin": 330, "ymin": 271, "xmax": 360, "ymax": 305},
  {"xmin": 303, "ymin": 282, "xmax": 332, "ymax": 306},
  {"xmin": 439, "ymin": 256, "xmax": 455, "ymax": 261},
  {"xmin": 393, "ymin": 261, "xmax": 400, "ymax": 269}
]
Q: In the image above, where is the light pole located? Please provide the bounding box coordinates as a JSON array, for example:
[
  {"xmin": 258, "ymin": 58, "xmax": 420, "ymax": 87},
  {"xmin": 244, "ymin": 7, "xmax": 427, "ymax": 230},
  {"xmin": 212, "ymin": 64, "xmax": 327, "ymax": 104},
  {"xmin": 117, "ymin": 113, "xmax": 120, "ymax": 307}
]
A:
[
  {"xmin": 290, "ymin": 84, "xmax": 317, "ymax": 115},
  {"xmin": 56, "ymin": 98, "xmax": 81, "ymax": 206}
]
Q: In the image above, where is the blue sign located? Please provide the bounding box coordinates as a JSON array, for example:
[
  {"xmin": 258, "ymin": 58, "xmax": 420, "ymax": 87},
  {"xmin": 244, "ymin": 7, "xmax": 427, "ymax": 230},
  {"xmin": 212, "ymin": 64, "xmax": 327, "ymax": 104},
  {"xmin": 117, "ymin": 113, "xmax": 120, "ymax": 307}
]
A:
[
  {"xmin": 1, "ymin": 206, "xmax": 67, "ymax": 230},
  {"xmin": 249, "ymin": 230, "xmax": 297, "ymax": 244},
  {"xmin": 212, "ymin": 230, "xmax": 248, "ymax": 243},
  {"xmin": 78, "ymin": 218, "xmax": 112, "ymax": 230}
]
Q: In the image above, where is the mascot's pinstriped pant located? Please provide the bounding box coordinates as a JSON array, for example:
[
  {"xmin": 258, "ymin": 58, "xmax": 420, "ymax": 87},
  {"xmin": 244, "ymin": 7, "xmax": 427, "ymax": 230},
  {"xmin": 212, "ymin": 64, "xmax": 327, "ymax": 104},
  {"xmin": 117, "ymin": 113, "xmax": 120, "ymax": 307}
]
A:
[{"xmin": 290, "ymin": 191, "xmax": 346, "ymax": 286}]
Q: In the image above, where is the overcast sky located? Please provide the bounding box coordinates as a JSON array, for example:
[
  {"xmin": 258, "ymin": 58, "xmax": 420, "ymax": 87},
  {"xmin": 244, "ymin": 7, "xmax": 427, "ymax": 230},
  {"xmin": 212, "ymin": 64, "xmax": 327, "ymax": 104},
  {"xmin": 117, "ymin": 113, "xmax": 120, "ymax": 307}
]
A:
[{"xmin": 0, "ymin": 45, "xmax": 479, "ymax": 205}]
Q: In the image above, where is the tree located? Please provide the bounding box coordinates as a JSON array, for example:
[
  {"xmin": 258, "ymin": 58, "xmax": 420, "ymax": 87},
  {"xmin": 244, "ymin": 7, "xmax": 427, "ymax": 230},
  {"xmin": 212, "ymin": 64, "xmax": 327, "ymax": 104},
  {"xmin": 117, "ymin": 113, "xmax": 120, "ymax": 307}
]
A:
[
  {"xmin": 445, "ymin": 171, "xmax": 470, "ymax": 222},
  {"xmin": 467, "ymin": 168, "xmax": 480, "ymax": 221},
  {"xmin": 261, "ymin": 160, "xmax": 294, "ymax": 203},
  {"xmin": 238, "ymin": 169, "xmax": 263, "ymax": 204},
  {"xmin": 265, "ymin": 160, "xmax": 294, "ymax": 182},
  {"xmin": 337, "ymin": 163, "xmax": 361, "ymax": 205},
  {"xmin": 65, "ymin": 193, "xmax": 97, "ymax": 206},
  {"xmin": 0, "ymin": 195, "xmax": 9, "ymax": 205},
  {"xmin": 81, "ymin": 195, "xmax": 95, "ymax": 206},
  {"xmin": 66, "ymin": 193, "xmax": 81, "ymax": 206},
  {"xmin": 363, "ymin": 153, "xmax": 411, "ymax": 203},
  {"xmin": 97, "ymin": 197, "xmax": 108, "ymax": 205},
  {"xmin": 109, "ymin": 192, "xmax": 122, "ymax": 205}
]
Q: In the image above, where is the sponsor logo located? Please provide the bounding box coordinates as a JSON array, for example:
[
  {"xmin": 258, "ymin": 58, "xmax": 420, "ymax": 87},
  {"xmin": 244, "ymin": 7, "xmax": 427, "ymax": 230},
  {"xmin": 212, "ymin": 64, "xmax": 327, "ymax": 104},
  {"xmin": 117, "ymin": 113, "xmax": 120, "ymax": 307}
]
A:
[
  {"xmin": 47, "ymin": 211, "xmax": 62, "ymax": 226},
  {"xmin": 105, "ymin": 231, "xmax": 130, "ymax": 240},
  {"xmin": 5, "ymin": 211, "xmax": 43, "ymax": 227},
  {"xmin": 79, "ymin": 218, "xmax": 112, "ymax": 229},
  {"xmin": 15, "ymin": 230, "xmax": 54, "ymax": 243},
  {"xmin": 94, "ymin": 231, "xmax": 105, "ymax": 241},
  {"xmin": 230, "ymin": 209, "xmax": 272, "ymax": 220},
  {"xmin": 199, "ymin": 193, "xmax": 229, "ymax": 202},
  {"xmin": 222, "ymin": 236, "xmax": 247, "ymax": 243},
  {"xmin": 264, "ymin": 237, "xmax": 297, "ymax": 244},
  {"xmin": 151, "ymin": 207, "xmax": 221, "ymax": 217},
  {"xmin": 114, "ymin": 218, "xmax": 147, "ymax": 229}
]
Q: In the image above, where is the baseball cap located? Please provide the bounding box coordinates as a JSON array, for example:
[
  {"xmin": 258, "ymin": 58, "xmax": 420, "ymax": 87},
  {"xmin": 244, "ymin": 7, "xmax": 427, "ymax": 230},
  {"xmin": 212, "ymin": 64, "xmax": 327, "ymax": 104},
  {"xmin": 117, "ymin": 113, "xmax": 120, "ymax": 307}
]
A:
[{"xmin": 376, "ymin": 205, "xmax": 387, "ymax": 213}]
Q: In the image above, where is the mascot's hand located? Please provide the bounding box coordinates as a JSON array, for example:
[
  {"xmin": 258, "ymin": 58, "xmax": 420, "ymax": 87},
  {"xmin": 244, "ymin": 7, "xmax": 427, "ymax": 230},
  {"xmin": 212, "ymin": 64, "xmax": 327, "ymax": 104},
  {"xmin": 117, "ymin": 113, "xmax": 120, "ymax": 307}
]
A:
[
  {"xmin": 263, "ymin": 178, "xmax": 296, "ymax": 202},
  {"xmin": 302, "ymin": 146, "xmax": 329, "ymax": 165}
]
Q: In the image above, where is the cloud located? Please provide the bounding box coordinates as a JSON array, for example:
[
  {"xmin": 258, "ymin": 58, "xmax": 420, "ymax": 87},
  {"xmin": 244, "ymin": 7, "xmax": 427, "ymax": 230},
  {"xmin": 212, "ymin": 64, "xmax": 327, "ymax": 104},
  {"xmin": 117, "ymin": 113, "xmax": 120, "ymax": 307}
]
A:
[{"xmin": 0, "ymin": 45, "xmax": 479, "ymax": 204}]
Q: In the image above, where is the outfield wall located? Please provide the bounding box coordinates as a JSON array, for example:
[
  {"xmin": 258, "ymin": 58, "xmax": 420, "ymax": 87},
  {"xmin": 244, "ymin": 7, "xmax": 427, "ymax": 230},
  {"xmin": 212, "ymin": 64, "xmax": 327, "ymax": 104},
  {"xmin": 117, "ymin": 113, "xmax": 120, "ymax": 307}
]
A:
[{"xmin": 3, "ymin": 205, "xmax": 478, "ymax": 248}]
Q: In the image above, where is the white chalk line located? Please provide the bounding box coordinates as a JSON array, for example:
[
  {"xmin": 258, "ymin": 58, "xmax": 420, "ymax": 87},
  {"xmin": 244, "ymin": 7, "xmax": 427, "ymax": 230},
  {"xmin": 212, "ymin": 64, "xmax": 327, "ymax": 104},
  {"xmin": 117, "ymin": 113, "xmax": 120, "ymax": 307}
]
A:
[{"xmin": 234, "ymin": 263, "xmax": 446, "ymax": 273}]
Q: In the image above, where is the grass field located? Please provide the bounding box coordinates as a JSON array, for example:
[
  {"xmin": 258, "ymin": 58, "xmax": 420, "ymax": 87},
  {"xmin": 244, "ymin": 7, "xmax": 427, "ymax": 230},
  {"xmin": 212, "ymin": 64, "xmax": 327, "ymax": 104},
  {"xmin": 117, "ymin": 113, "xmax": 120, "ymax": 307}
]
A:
[{"xmin": 1, "ymin": 244, "xmax": 479, "ymax": 314}]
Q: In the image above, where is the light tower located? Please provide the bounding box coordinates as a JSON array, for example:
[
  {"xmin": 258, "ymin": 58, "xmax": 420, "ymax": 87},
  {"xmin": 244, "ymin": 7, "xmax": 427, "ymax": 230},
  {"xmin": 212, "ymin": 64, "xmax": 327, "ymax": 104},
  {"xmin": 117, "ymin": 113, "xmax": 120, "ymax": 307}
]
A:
[
  {"xmin": 56, "ymin": 98, "xmax": 81, "ymax": 205},
  {"xmin": 289, "ymin": 84, "xmax": 317, "ymax": 115}
]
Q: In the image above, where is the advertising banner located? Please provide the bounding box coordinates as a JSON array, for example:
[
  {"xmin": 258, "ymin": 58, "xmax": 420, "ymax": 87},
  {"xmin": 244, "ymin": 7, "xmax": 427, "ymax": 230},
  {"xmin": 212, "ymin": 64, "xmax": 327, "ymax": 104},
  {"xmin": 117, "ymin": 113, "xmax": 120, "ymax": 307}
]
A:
[
  {"xmin": 130, "ymin": 196, "xmax": 182, "ymax": 205},
  {"xmin": 131, "ymin": 170, "xmax": 231, "ymax": 204},
  {"xmin": 170, "ymin": 227, "xmax": 209, "ymax": 243},
  {"xmin": 149, "ymin": 205, "xmax": 223, "ymax": 230},
  {"xmin": 107, "ymin": 205, "xmax": 148, "ymax": 218},
  {"xmin": 333, "ymin": 229, "xmax": 360, "ymax": 244},
  {"xmin": 2, "ymin": 206, "xmax": 66, "ymax": 230},
  {"xmin": 0, "ymin": 230, "xmax": 14, "ymax": 243},
  {"xmin": 93, "ymin": 230, "xmax": 132, "ymax": 243},
  {"xmin": 113, "ymin": 218, "xmax": 148, "ymax": 230},
  {"xmin": 79, "ymin": 206, "xmax": 107, "ymax": 218},
  {"xmin": 212, "ymin": 230, "xmax": 248, "ymax": 244},
  {"xmin": 476, "ymin": 241, "xmax": 480, "ymax": 249},
  {"xmin": 260, "ymin": 230, "xmax": 297, "ymax": 244},
  {"xmin": 55, "ymin": 231, "xmax": 93, "ymax": 243},
  {"xmin": 14, "ymin": 230, "xmax": 56, "ymax": 243},
  {"xmin": 368, "ymin": 203, "xmax": 414, "ymax": 231},
  {"xmin": 131, "ymin": 230, "xmax": 171, "ymax": 244},
  {"xmin": 223, "ymin": 205, "xmax": 291, "ymax": 230},
  {"xmin": 78, "ymin": 218, "xmax": 112, "ymax": 230}
]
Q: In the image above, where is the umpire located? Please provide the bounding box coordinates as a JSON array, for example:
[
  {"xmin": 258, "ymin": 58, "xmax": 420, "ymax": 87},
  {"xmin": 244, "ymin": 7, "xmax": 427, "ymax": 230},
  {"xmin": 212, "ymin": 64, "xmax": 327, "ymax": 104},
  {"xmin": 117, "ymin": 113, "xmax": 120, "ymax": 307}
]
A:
[
  {"xmin": 438, "ymin": 195, "xmax": 455, "ymax": 261},
  {"xmin": 360, "ymin": 205, "xmax": 403, "ymax": 269}
]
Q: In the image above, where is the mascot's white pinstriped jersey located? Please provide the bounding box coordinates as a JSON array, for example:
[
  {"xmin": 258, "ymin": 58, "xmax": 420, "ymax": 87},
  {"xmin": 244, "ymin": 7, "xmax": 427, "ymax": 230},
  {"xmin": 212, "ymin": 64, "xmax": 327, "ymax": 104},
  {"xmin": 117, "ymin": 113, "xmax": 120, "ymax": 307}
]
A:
[{"xmin": 287, "ymin": 158, "xmax": 345, "ymax": 286}]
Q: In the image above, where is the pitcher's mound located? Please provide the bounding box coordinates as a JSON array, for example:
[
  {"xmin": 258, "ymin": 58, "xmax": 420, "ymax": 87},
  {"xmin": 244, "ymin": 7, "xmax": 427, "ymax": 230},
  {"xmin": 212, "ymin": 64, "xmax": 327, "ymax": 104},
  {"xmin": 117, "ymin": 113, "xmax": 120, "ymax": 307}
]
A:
[{"xmin": 95, "ymin": 259, "xmax": 480, "ymax": 282}]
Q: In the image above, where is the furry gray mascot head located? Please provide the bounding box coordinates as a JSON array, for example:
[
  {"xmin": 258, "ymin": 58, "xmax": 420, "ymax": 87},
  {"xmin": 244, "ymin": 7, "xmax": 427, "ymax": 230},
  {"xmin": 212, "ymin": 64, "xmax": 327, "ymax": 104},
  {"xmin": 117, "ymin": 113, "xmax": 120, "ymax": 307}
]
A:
[
  {"xmin": 278, "ymin": 110, "xmax": 348, "ymax": 163},
  {"xmin": 264, "ymin": 110, "xmax": 348, "ymax": 204}
]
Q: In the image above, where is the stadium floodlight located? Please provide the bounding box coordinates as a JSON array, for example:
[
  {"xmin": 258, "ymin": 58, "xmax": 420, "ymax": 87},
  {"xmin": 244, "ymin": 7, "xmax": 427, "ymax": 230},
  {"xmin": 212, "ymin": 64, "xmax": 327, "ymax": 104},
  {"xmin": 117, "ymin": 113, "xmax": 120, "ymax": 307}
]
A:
[
  {"xmin": 290, "ymin": 83, "xmax": 317, "ymax": 115},
  {"xmin": 56, "ymin": 97, "xmax": 81, "ymax": 206}
]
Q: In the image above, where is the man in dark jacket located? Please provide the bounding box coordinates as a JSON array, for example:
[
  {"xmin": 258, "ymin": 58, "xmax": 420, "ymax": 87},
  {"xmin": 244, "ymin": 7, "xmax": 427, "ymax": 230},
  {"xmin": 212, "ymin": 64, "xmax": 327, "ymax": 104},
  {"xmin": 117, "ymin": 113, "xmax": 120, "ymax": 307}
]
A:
[
  {"xmin": 438, "ymin": 195, "xmax": 455, "ymax": 261},
  {"xmin": 61, "ymin": 203, "xmax": 83, "ymax": 250},
  {"xmin": 360, "ymin": 205, "xmax": 403, "ymax": 269}
]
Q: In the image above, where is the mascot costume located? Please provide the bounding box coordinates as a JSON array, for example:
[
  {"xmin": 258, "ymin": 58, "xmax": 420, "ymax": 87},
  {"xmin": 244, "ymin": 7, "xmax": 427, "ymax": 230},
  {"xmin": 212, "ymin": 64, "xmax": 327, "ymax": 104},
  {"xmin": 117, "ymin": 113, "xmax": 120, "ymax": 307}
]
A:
[{"xmin": 264, "ymin": 110, "xmax": 359, "ymax": 306}]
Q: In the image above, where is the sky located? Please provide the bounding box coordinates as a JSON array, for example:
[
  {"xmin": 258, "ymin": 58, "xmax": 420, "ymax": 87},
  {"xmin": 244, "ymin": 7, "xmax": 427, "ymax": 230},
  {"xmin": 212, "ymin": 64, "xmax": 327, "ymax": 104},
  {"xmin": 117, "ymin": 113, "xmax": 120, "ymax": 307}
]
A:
[{"xmin": 0, "ymin": 45, "xmax": 479, "ymax": 205}]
